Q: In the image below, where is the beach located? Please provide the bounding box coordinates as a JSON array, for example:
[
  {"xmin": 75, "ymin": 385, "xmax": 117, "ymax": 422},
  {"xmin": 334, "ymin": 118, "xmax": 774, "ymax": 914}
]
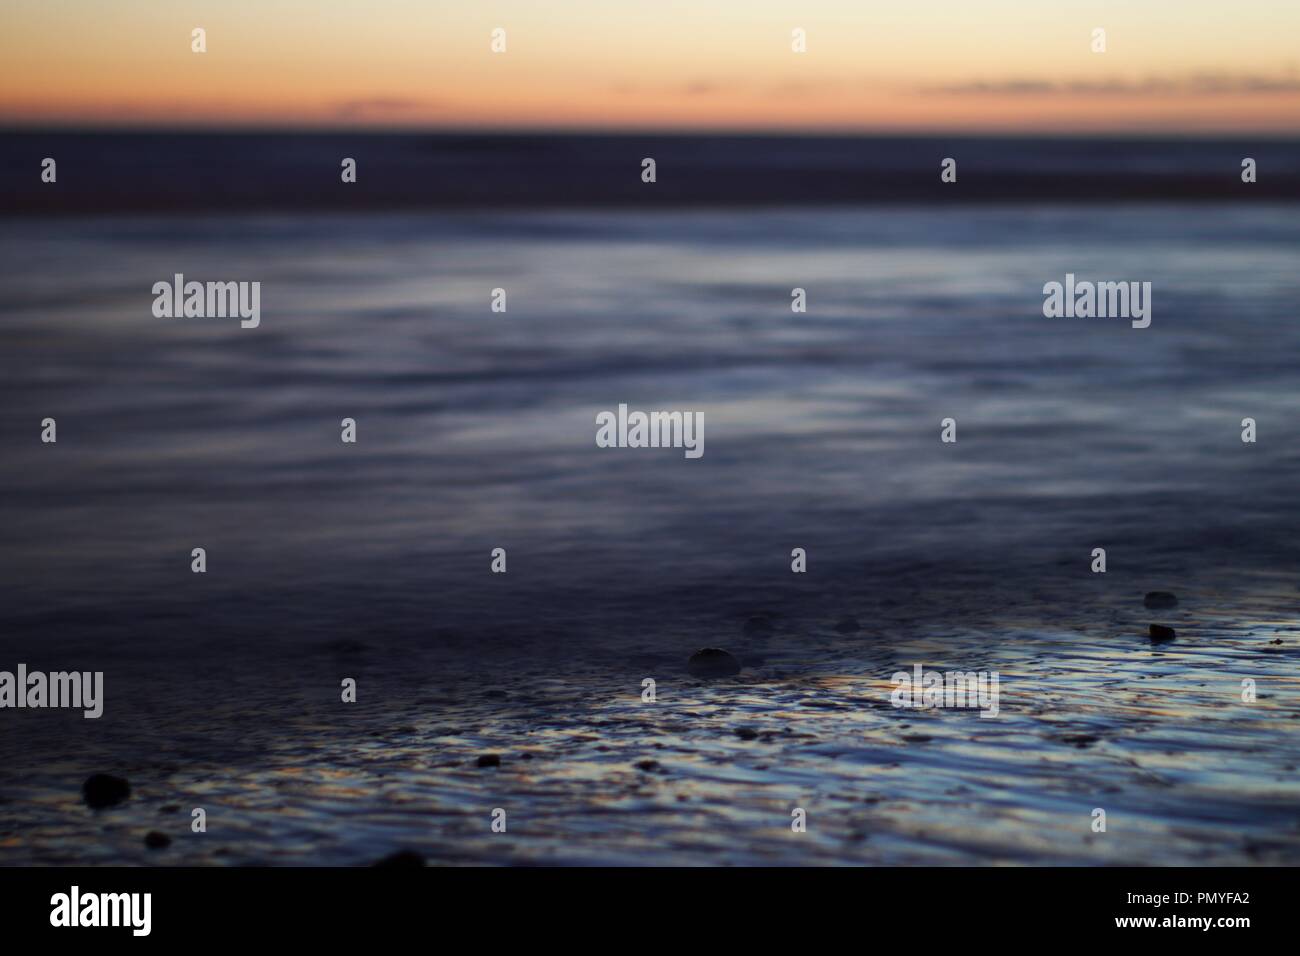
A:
[{"xmin": 1, "ymin": 192, "xmax": 1298, "ymax": 864}]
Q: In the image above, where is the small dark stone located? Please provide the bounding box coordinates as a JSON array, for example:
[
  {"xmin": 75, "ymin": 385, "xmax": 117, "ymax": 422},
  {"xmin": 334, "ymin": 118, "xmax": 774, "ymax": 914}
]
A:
[
  {"xmin": 157, "ymin": 804, "xmax": 180, "ymax": 814},
  {"xmin": 635, "ymin": 759, "xmax": 660, "ymax": 772},
  {"xmin": 734, "ymin": 727, "xmax": 759, "ymax": 740},
  {"xmin": 742, "ymin": 616, "xmax": 773, "ymax": 636},
  {"xmin": 372, "ymin": 850, "xmax": 426, "ymax": 868},
  {"xmin": 144, "ymin": 831, "xmax": 171, "ymax": 849},
  {"xmin": 1144, "ymin": 591, "xmax": 1179, "ymax": 609},
  {"xmin": 1149, "ymin": 624, "xmax": 1176, "ymax": 643},
  {"xmin": 1060, "ymin": 734, "xmax": 1100, "ymax": 748},
  {"xmin": 476, "ymin": 754, "xmax": 501, "ymax": 768},
  {"xmin": 82, "ymin": 774, "xmax": 130, "ymax": 809},
  {"xmin": 687, "ymin": 647, "xmax": 742, "ymax": 678},
  {"xmin": 833, "ymin": 617, "xmax": 861, "ymax": 634}
]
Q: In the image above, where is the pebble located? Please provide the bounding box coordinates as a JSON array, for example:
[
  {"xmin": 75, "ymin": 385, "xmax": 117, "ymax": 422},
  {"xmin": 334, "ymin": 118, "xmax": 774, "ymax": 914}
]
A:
[
  {"xmin": 82, "ymin": 774, "xmax": 131, "ymax": 809},
  {"xmin": 144, "ymin": 831, "xmax": 171, "ymax": 849},
  {"xmin": 1149, "ymin": 624, "xmax": 1177, "ymax": 643},
  {"xmin": 734, "ymin": 727, "xmax": 759, "ymax": 740},
  {"xmin": 687, "ymin": 647, "xmax": 742, "ymax": 678},
  {"xmin": 476, "ymin": 754, "xmax": 501, "ymax": 768}
]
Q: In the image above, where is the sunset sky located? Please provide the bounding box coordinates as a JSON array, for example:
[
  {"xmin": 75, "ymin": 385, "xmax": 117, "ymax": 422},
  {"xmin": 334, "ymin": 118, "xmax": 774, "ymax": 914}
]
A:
[{"xmin": 3, "ymin": 0, "xmax": 1300, "ymax": 132}]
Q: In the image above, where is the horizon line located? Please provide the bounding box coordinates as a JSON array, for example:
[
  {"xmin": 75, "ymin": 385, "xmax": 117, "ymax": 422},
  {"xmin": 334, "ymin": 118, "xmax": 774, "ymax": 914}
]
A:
[{"xmin": 6, "ymin": 122, "xmax": 1300, "ymax": 142}]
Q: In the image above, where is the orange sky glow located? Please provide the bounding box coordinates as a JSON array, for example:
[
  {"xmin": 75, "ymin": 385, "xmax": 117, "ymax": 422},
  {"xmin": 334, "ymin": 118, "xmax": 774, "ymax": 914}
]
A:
[{"xmin": 3, "ymin": 1, "xmax": 1300, "ymax": 133}]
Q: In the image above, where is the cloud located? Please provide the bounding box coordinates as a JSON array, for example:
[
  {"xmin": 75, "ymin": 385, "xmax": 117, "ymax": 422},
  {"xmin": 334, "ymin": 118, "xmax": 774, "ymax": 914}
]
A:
[
  {"xmin": 682, "ymin": 81, "xmax": 720, "ymax": 96},
  {"xmin": 922, "ymin": 72, "xmax": 1300, "ymax": 97},
  {"xmin": 333, "ymin": 97, "xmax": 434, "ymax": 119},
  {"xmin": 606, "ymin": 77, "xmax": 870, "ymax": 99}
]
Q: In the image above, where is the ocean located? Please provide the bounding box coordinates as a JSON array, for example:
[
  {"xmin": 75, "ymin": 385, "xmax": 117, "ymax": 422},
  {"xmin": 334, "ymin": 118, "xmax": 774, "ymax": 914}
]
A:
[{"xmin": 0, "ymin": 133, "xmax": 1298, "ymax": 864}]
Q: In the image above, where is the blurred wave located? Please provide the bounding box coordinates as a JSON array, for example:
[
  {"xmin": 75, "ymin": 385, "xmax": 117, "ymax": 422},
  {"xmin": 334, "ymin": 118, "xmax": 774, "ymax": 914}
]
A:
[{"xmin": 1, "ymin": 204, "xmax": 1299, "ymax": 650}]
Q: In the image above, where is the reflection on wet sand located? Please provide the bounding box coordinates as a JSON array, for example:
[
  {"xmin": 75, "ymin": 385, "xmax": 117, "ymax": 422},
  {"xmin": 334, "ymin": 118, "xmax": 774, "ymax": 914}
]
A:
[{"xmin": 1, "ymin": 579, "xmax": 1296, "ymax": 866}]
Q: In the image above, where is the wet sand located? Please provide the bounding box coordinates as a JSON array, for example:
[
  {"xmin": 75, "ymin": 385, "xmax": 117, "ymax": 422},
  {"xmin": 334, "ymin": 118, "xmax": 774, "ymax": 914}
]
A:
[{"xmin": 2, "ymin": 574, "xmax": 1297, "ymax": 866}]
